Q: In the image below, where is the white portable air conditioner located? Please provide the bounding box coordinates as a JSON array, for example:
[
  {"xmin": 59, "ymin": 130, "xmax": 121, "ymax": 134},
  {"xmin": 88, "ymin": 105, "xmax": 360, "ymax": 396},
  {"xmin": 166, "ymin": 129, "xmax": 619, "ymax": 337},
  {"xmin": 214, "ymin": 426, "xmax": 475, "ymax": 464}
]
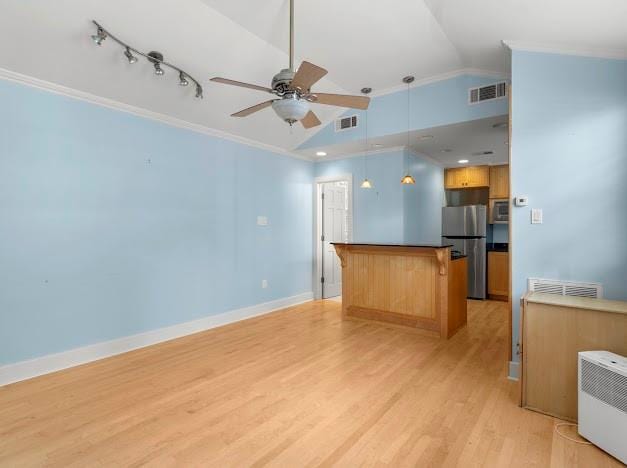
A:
[{"xmin": 578, "ymin": 351, "xmax": 627, "ymax": 464}]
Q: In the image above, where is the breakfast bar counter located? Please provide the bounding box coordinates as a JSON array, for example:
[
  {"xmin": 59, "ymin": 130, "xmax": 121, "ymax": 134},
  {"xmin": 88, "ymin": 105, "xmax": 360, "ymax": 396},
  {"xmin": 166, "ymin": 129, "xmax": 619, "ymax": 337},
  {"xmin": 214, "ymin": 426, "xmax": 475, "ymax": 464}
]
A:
[{"xmin": 332, "ymin": 243, "xmax": 468, "ymax": 338}]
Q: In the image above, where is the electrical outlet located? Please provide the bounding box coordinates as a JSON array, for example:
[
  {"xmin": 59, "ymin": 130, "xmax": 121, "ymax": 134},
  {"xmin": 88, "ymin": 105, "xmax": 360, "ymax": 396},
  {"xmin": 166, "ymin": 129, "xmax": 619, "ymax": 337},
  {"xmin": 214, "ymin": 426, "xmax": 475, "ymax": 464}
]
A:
[{"xmin": 261, "ymin": 279, "xmax": 268, "ymax": 289}]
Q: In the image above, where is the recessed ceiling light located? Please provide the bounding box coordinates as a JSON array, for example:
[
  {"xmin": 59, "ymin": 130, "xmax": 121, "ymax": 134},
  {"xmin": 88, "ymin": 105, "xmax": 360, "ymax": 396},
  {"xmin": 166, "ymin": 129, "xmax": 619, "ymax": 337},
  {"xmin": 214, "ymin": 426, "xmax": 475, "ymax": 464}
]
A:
[
  {"xmin": 419, "ymin": 135, "xmax": 434, "ymax": 140},
  {"xmin": 492, "ymin": 122, "xmax": 508, "ymax": 129},
  {"xmin": 440, "ymin": 149, "xmax": 452, "ymax": 153},
  {"xmin": 372, "ymin": 144, "xmax": 383, "ymax": 148},
  {"xmin": 316, "ymin": 151, "xmax": 327, "ymax": 157},
  {"xmin": 458, "ymin": 159, "xmax": 469, "ymax": 164}
]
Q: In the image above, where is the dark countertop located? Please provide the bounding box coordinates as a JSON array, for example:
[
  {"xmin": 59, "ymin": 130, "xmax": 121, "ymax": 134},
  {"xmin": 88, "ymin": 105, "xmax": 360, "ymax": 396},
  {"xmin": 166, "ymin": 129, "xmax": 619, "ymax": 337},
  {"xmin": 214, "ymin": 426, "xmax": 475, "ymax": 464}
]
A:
[
  {"xmin": 487, "ymin": 242, "xmax": 509, "ymax": 252},
  {"xmin": 331, "ymin": 242, "xmax": 453, "ymax": 249},
  {"xmin": 451, "ymin": 253, "xmax": 467, "ymax": 261}
]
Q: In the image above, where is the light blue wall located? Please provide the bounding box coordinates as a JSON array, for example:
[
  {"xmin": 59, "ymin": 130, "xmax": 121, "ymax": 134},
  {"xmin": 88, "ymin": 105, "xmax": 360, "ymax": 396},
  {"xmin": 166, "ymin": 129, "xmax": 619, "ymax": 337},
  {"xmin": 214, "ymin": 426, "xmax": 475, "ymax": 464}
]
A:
[
  {"xmin": 403, "ymin": 151, "xmax": 445, "ymax": 244},
  {"xmin": 300, "ymin": 74, "xmax": 509, "ymax": 150},
  {"xmin": 487, "ymin": 224, "xmax": 509, "ymax": 244},
  {"xmin": 314, "ymin": 149, "xmax": 444, "ymax": 244},
  {"xmin": 315, "ymin": 150, "xmax": 405, "ymax": 243},
  {"xmin": 0, "ymin": 79, "xmax": 313, "ymax": 365},
  {"xmin": 510, "ymin": 51, "xmax": 627, "ymax": 362}
]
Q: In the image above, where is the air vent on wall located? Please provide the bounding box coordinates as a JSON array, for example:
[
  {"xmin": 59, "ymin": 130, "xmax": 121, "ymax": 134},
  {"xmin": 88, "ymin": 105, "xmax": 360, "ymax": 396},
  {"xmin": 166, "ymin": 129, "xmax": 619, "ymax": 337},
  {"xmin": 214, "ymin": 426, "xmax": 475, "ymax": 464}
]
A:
[
  {"xmin": 335, "ymin": 115, "xmax": 358, "ymax": 132},
  {"xmin": 528, "ymin": 278, "xmax": 603, "ymax": 299},
  {"xmin": 469, "ymin": 81, "xmax": 507, "ymax": 104}
]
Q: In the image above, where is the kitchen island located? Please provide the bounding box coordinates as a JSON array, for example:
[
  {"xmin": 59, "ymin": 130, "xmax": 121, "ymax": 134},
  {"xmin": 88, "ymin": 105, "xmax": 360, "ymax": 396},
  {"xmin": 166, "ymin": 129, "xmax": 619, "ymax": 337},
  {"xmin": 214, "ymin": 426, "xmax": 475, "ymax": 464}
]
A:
[{"xmin": 332, "ymin": 243, "xmax": 467, "ymax": 338}]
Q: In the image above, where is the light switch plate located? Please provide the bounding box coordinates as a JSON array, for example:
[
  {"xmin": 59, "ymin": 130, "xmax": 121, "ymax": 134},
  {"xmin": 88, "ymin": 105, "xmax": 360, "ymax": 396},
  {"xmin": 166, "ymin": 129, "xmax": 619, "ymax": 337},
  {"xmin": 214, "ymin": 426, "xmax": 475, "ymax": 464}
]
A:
[
  {"xmin": 257, "ymin": 216, "xmax": 268, "ymax": 226},
  {"xmin": 531, "ymin": 208, "xmax": 543, "ymax": 224}
]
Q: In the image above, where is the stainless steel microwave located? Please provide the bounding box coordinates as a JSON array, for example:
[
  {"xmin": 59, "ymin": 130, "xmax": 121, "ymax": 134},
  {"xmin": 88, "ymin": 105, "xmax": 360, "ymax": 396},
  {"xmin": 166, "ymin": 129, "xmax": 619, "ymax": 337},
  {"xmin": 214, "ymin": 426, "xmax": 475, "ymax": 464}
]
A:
[{"xmin": 490, "ymin": 199, "xmax": 509, "ymax": 224}]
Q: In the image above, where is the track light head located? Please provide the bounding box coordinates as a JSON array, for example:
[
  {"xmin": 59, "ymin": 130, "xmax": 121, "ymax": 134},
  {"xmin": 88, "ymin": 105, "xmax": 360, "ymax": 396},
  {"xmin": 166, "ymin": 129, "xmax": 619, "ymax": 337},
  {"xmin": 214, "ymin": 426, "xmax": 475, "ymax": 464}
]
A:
[
  {"xmin": 124, "ymin": 47, "xmax": 137, "ymax": 64},
  {"xmin": 91, "ymin": 27, "xmax": 106, "ymax": 46},
  {"xmin": 147, "ymin": 51, "xmax": 165, "ymax": 76},
  {"xmin": 195, "ymin": 85, "xmax": 203, "ymax": 99},
  {"xmin": 179, "ymin": 72, "xmax": 189, "ymax": 87}
]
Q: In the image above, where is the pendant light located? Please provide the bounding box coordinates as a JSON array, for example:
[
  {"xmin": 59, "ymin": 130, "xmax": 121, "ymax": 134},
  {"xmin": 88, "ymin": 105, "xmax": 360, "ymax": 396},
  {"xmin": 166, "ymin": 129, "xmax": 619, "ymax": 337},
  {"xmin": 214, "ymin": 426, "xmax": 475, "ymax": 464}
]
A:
[
  {"xmin": 401, "ymin": 75, "xmax": 416, "ymax": 185},
  {"xmin": 360, "ymin": 87, "xmax": 373, "ymax": 189}
]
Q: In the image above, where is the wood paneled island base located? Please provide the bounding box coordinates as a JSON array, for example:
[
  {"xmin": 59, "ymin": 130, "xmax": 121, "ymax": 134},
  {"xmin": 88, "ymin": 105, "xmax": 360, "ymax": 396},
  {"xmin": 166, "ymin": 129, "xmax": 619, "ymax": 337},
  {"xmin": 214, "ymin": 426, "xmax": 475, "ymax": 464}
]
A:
[{"xmin": 332, "ymin": 243, "xmax": 468, "ymax": 338}]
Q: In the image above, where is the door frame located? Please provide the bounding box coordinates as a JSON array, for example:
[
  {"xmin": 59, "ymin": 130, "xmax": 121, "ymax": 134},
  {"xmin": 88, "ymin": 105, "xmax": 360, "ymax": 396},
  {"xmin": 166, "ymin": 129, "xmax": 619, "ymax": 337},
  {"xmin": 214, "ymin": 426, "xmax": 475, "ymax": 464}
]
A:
[{"xmin": 313, "ymin": 174, "xmax": 353, "ymax": 300}]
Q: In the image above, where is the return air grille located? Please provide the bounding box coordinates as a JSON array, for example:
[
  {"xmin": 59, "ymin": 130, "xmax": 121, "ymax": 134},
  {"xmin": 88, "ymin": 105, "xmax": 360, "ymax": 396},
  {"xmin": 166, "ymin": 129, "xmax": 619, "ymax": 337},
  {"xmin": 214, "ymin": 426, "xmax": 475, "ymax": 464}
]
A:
[
  {"xmin": 527, "ymin": 278, "xmax": 603, "ymax": 298},
  {"xmin": 469, "ymin": 81, "xmax": 507, "ymax": 104},
  {"xmin": 335, "ymin": 115, "xmax": 358, "ymax": 132},
  {"xmin": 581, "ymin": 359, "xmax": 627, "ymax": 414}
]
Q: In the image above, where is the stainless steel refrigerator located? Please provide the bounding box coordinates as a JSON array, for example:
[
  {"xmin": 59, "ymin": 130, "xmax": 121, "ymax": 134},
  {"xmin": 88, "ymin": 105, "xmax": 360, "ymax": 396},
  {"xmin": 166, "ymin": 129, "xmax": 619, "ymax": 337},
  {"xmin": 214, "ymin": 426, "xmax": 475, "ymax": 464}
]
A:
[{"xmin": 442, "ymin": 205, "xmax": 487, "ymax": 299}]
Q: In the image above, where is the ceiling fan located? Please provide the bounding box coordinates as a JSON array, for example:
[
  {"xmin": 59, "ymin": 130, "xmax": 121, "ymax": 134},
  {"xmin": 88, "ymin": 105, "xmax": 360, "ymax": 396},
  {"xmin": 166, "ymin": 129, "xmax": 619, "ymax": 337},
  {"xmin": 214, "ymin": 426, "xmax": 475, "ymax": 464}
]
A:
[{"xmin": 210, "ymin": 0, "xmax": 370, "ymax": 129}]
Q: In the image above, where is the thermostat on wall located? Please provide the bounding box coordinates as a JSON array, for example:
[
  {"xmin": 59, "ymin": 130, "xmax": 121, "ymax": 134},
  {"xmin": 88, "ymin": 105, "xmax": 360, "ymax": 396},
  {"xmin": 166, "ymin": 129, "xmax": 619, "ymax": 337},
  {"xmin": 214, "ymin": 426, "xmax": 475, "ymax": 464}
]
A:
[{"xmin": 514, "ymin": 196, "xmax": 529, "ymax": 207}]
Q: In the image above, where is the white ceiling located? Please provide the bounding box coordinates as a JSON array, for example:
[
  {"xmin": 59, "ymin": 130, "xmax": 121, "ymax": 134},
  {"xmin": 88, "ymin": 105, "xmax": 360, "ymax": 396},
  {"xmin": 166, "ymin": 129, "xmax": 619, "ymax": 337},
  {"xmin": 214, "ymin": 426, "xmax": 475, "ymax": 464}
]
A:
[
  {"xmin": 0, "ymin": 0, "xmax": 625, "ymax": 154},
  {"xmin": 301, "ymin": 116, "xmax": 510, "ymax": 168}
]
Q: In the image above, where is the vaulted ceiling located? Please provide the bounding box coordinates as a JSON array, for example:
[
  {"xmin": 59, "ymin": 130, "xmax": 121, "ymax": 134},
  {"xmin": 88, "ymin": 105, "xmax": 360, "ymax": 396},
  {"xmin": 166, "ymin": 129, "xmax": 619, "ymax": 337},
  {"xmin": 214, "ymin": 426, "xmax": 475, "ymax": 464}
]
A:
[{"xmin": 0, "ymin": 0, "xmax": 625, "ymax": 154}]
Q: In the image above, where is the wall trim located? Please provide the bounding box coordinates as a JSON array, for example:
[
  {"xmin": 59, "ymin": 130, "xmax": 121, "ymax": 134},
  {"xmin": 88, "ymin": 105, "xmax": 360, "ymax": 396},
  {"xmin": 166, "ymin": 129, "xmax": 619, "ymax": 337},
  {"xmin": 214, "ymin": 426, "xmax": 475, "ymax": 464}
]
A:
[
  {"xmin": 502, "ymin": 40, "xmax": 627, "ymax": 61},
  {"xmin": 405, "ymin": 147, "xmax": 445, "ymax": 167},
  {"xmin": 0, "ymin": 67, "xmax": 313, "ymax": 162},
  {"xmin": 0, "ymin": 292, "xmax": 313, "ymax": 387},
  {"xmin": 316, "ymin": 145, "xmax": 407, "ymax": 162},
  {"xmin": 508, "ymin": 360, "xmax": 520, "ymax": 381}
]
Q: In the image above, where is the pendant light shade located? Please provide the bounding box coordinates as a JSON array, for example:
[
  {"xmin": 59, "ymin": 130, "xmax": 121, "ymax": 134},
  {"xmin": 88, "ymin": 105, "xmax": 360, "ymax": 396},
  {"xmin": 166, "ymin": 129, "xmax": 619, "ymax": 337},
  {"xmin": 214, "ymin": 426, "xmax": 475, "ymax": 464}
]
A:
[
  {"xmin": 401, "ymin": 174, "xmax": 416, "ymax": 185},
  {"xmin": 401, "ymin": 76, "xmax": 415, "ymax": 186},
  {"xmin": 360, "ymin": 87, "xmax": 373, "ymax": 189}
]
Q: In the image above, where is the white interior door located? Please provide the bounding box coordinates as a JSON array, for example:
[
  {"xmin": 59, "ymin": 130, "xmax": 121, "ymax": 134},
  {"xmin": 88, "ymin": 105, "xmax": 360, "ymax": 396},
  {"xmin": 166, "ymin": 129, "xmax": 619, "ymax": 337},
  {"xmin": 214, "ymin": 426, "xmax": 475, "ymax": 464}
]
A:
[{"xmin": 322, "ymin": 181, "xmax": 349, "ymax": 298}]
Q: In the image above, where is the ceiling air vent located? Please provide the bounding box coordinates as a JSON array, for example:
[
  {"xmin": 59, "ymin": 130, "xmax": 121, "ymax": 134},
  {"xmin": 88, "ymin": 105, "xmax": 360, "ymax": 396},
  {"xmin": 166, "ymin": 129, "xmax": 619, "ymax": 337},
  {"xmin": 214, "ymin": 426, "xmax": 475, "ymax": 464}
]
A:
[
  {"xmin": 335, "ymin": 115, "xmax": 358, "ymax": 132},
  {"xmin": 528, "ymin": 278, "xmax": 603, "ymax": 299},
  {"xmin": 469, "ymin": 81, "xmax": 507, "ymax": 104}
]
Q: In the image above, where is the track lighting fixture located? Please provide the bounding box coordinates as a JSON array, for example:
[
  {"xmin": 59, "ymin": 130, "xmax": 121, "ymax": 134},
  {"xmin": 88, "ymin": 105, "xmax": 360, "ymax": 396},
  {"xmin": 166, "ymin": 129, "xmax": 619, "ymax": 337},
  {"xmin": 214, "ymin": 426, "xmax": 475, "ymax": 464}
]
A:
[
  {"xmin": 124, "ymin": 47, "xmax": 137, "ymax": 64},
  {"xmin": 91, "ymin": 27, "xmax": 106, "ymax": 46},
  {"xmin": 90, "ymin": 20, "xmax": 203, "ymax": 99}
]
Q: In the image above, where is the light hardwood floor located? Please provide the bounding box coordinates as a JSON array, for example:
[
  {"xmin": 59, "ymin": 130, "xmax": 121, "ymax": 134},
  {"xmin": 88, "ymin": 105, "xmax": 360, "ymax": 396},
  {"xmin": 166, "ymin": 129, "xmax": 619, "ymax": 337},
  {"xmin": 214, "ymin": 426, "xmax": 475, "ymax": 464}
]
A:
[{"xmin": 0, "ymin": 300, "xmax": 622, "ymax": 467}]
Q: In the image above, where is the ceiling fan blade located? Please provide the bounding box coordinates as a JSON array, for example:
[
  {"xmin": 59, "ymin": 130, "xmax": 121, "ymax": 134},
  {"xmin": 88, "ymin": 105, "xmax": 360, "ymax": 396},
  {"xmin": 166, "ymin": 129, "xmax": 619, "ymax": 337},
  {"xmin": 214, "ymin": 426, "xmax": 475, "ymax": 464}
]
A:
[
  {"xmin": 231, "ymin": 100, "xmax": 276, "ymax": 117},
  {"xmin": 308, "ymin": 93, "xmax": 370, "ymax": 110},
  {"xmin": 210, "ymin": 77, "xmax": 273, "ymax": 94},
  {"xmin": 290, "ymin": 61, "xmax": 328, "ymax": 92},
  {"xmin": 300, "ymin": 111, "xmax": 321, "ymax": 129}
]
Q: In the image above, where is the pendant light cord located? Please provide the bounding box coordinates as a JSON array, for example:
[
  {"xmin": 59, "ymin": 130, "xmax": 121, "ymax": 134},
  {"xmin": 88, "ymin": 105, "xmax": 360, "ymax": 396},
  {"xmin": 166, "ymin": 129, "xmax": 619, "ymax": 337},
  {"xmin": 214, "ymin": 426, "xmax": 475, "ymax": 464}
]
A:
[{"xmin": 364, "ymin": 107, "xmax": 368, "ymax": 180}]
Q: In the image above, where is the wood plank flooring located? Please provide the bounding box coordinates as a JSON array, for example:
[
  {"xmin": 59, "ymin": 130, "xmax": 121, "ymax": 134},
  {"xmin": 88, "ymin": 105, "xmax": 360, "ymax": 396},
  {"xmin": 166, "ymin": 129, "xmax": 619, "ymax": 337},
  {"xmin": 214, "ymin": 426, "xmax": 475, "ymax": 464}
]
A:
[{"xmin": 0, "ymin": 300, "xmax": 622, "ymax": 467}]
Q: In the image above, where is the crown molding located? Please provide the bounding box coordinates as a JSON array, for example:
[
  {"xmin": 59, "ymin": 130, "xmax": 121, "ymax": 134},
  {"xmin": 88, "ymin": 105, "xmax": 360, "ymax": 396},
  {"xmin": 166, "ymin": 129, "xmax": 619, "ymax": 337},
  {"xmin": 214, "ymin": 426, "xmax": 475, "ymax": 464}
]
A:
[
  {"xmin": 502, "ymin": 40, "xmax": 627, "ymax": 61},
  {"xmin": 369, "ymin": 68, "xmax": 509, "ymax": 98},
  {"xmin": 0, "ymin": 67, "xmax": 314, "ymax": 162}
]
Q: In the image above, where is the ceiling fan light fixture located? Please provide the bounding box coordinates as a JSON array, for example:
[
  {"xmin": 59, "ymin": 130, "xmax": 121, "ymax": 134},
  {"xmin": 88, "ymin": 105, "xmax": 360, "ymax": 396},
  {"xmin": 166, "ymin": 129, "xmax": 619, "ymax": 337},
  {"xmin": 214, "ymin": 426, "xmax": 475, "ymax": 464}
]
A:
[
  {"xmin": 272, "ymin": 95, "xmax": 310, "ymax": 125},
  {"xmin": 401, "ymin": 174, "xmax": 416, "ymax": 185}
]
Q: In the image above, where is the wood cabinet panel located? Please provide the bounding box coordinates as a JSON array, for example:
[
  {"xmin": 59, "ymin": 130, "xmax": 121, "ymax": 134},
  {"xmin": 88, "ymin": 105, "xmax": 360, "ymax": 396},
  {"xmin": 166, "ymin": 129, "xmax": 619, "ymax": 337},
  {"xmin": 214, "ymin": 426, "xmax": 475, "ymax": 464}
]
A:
[
  {"xmin": 444, "ymin": 167, "xmax": 465, "ymax": 189},
  {"xmin": 489, "ymin": 165, "xmax": 509, "ymax": 198},
  {"xmin": 488, "ymin": 251, "xmax": 509, "ymax": 298},
  {"xmin": 444, "ymin": 166, "xmax": 489, "ymax": 189},
  {"xmin": 465, "ymin": 166, "xmax": 490, "ymax": 187},
  {"xmin": 521, "ymin": 295, "xmax": 627, "ymax": 421}
]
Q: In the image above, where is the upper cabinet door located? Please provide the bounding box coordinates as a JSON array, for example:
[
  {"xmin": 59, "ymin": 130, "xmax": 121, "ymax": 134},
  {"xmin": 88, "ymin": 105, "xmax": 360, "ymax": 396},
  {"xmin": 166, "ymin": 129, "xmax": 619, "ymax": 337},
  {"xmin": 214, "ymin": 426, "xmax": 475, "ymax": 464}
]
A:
[
  {"xmin": 489, "ymin": 165, "xmax": 509, "ymax": 198},
  {"xmin": 444, "ymin": 167, "xmax": 465, "ymax": 189},
  {"xmin": 465, "ymin": 166, "xmax": 490, "ymax": 188}
]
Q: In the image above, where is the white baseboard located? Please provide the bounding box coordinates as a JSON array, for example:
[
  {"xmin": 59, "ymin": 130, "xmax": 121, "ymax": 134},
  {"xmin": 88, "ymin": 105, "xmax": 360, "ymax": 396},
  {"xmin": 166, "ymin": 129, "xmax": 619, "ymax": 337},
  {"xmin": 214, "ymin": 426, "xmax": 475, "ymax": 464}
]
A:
[
  {"xmin": 0, "ymin": 292, "xmax": 313, "ymax": 387},
  {"xmin": 508, "ymin": 361, "xmax": 520, "ymax": 381}
]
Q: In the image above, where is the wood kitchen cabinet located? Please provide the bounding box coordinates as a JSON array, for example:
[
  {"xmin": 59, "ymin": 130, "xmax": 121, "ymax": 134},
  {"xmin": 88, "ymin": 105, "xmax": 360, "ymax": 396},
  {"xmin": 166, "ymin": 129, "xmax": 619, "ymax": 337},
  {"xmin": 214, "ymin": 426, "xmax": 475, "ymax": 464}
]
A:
[
  {"xmin": 489, "ymin": 165, "xmax": 509, "ymax": 199},
  {"xmin": 488, "ymin": 251, "xmax": 509, "ymax": 299},
  {"xmin": 444, "ymin": 165, "xmax": 489, "ymax": 189}
]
